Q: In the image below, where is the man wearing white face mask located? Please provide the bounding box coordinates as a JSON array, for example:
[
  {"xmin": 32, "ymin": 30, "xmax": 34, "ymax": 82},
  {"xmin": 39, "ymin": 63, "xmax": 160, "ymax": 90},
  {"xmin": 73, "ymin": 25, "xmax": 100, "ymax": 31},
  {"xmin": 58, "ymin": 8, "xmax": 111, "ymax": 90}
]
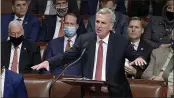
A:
[{"xmin": 42, "ymin": 12, "xmax": 82, "ymax": 76}]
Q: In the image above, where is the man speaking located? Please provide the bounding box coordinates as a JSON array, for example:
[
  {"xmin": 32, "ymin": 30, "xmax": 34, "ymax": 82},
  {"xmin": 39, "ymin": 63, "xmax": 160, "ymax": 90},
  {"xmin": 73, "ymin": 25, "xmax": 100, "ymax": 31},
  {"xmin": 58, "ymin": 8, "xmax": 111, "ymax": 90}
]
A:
[{"xmin": 32, "ymin": 8, "xmax": 146, "ymax": 97}]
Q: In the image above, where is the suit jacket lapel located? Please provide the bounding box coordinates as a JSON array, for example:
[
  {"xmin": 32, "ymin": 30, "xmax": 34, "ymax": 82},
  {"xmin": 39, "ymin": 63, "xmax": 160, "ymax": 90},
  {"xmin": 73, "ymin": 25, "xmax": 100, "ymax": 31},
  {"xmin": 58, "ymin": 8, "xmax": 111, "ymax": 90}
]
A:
[
  {"xmin": 19, "ymin": 41, "xmax": 28, "ymax": 72},
  {"xmin": 4, "ymin": 42, "xmax": 12, "ymax": 69},
  {"xmin": 88, "ymin": 36, "xmax": 97, "ymax": 78}
]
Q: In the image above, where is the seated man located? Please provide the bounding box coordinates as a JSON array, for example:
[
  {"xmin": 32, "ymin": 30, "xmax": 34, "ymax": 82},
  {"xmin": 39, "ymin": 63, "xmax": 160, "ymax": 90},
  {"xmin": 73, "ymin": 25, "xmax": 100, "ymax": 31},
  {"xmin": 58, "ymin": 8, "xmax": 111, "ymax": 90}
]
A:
[
  {"xmin": 143, "ymin": 0, "xmax": 174, "ymax": 48},
  {"xmin": 1, "ymin": 20, "xmax": 41, "ymax": 74},
  {"xmin": 43, "ymin": 12, "xmax": 82, "ymax": 76},
  {"xmin": 87, "ymin": 0, "xmax": 129, "ymax": 38},
  {"xmin": 142, "ymin": 35, "xmax": 174, "ymax": 97},
  {"xmin": 36, "ymin": 0, "xmax": 86, "ymax": 42},
  {"xmin": 1, "ymin": 66, "xmax": 28, "ymax": 98},
  {"xmin": 125, "ymin": 17, "xmax": 153, "ymax": 79},
  {"xmin": 1, "ymin": 0, "xmax": 40, "ymax": 42}
]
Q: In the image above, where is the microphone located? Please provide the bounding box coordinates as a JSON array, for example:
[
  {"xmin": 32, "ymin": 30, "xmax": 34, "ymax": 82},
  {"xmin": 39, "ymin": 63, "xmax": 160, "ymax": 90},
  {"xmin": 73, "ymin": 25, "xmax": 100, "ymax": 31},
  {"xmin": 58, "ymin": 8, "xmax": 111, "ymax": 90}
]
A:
[{"xmin": 48, "ymin": 41, "xmax": 89, "ymax": 96}]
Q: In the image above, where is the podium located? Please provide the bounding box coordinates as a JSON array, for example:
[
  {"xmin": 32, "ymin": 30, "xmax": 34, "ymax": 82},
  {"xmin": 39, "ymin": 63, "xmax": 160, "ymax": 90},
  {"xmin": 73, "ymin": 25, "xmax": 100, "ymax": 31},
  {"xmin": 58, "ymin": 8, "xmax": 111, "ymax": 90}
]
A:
[{"xmin": 50, "ymin": 76, "xmax": 110, "ymax": 98}]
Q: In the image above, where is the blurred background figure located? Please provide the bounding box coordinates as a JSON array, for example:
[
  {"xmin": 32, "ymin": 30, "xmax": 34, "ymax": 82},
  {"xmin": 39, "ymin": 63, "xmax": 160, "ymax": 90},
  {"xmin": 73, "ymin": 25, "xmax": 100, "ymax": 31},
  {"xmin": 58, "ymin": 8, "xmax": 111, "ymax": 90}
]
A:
[
  {"xmin": 143, "ymin": 0, "xmax": 174, "ymax": 48},
  {"xmin": 1, "ymin": 0, "xmax": 40, "ymax": 42}
]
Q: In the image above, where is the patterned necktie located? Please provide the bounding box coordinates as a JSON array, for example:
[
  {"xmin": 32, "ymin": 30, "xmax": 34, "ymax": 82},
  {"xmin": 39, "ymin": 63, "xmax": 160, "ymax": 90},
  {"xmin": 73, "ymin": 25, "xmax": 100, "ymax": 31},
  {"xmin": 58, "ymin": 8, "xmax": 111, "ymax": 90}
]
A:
[
  {"xmin": 58, "ymin": 18, "xmax": 64, "ymax": 37},
  {"xmin": 11, "ymin": 47, "xmax": 18, "ymax": 72},
  {"xmin": 65, "ymin": 39, "xmax": 71, "ymax": 51},
  {"xmin": 95, "ymin": 40, "xmax": 103, "ymax": 80}
]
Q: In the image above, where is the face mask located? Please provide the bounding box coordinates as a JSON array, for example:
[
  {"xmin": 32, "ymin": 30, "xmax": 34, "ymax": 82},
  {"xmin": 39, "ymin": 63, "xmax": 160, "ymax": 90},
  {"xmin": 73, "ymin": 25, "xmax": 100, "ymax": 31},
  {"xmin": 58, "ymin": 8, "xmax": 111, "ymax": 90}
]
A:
[
  {"xmin": 166, "ymin": 11, "xmax": 174, "ymax": 21},
  {"xmin": 10, "ymin": 35, "xmax": 24, "ymax": 47},
  {"xmin": 56, "ymin": 6, "xmax": 68, "ymax": 17},
  {"xmin": 64, "ymin": 26, "xmax": 77, "ymax": 37}
]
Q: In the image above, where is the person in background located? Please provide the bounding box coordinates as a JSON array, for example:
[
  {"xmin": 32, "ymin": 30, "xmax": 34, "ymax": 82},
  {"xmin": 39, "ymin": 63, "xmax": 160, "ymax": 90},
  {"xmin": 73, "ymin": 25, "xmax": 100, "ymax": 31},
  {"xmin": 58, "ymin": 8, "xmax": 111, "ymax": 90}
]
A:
[
  {"xmin": 43, "ymin": 12, "xmax": 82, "ymax": 76},
  {"xmin": 29, "ymin": 0, "xmax": 79, "ymax": 15},
  {"xmin": 142, "ymin": 33, "xmax": 174, "ymax": 97},
  {"xmin": 36, "ymin": 0, "xmax": 86, "ymax": 42},
  {"xmin": 1, "ymin": 20, "xmax": 41, "ymax": 74},
  {"xmin": 125, "ymin": 17, "xmax": 153, "ymax": 79},
  {"xmin": 80, "ymin": 0, "xmax": 126, "ymax": 16},
  {"xmin": 1, "ymin": 66, "xmax": 28, "ymax": 98},
  {"xmin": 1, "ymin": 0, "xmax": 40, "ymax": 42},
  {"xmin": 143, "ymin": 0, "xmax": 174, "ymax": 48},
  {"xmin": 87, "ymin": 0, "xmax": 129, "ymax": 38},
  {"xmin": 32, "ymin": 8, "xmax": 147, "ymax": 97}
]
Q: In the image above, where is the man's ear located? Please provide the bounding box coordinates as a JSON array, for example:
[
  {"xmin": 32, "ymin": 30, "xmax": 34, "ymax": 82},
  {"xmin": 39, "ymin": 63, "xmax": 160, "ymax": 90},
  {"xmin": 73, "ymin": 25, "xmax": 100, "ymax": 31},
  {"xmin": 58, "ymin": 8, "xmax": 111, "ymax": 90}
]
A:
[
  {"xmin": 12, "ymin": 6, "xmax": 15, "ymax": 12},
  {"xmin": 141, "ymin": 28, "xmax": 144, "ymax": 34},
  {"xmin": 113, "ymin": 4, "xmax": 117, "ymax": 10}
]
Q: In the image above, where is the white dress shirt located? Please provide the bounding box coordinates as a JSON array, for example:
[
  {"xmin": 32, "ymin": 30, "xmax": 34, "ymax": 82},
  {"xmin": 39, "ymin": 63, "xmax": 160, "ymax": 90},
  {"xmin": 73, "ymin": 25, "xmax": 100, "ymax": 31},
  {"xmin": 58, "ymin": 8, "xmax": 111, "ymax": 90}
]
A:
[
  {"xmin": 131, "ymin": 39, "xmax": 140, "ymax": 51},
  {"xmin": 92, "ymin": 34, "xmax": 110, "ymax": 81},
  {"xmin": 14, "ymin": 15, "xmax": 25, "ymax": 25},
  {"xmin": 1, "ymin": 69, "xmax": 5, "ymax": 97},
  {"xmin": 8, "ymin": 43, "xmax": 23, "ymax": 73},
  {"xmin": 63, "ymin": 35, "xmax": 77, "ymax": 52},
  {"xmin": 52, "ymin": 16, "xmax": 61, "ymax": 39}
]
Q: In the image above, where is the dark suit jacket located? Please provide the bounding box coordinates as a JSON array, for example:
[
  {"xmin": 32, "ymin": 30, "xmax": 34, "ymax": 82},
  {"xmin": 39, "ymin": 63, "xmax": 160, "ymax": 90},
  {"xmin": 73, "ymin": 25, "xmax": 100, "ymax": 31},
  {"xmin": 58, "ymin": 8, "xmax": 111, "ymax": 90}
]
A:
[
  {"xmin": 36, "ymin": 15, "xmax": 86, "ymax": 42},
  {"xmin": 43, "ymin": 37, "xmax": 82, "ymax": 76},
  {"xmin": 48, "ymin": 32, "xmax": 141, "ymax": 97},
  {"xmin": 29, "ymin": 0, "xmax": 79, "ymax": 15},
  {"xmin": 87, "ymin": 12, "xmax": 129, "ymax": 38},
  {"xmin": 1, "ymin": 40, "xmax": 41, "ymax": 74},
  {"xmin": 127, "ymin": 39, "xmax": 153, "ymax": 79},
  {"xmin": 80, "ymin": 0, "xmax": 126, "ymax": 15},
  {"xmin": 3, "ymin": 69, "xmax": 28, "ymax": 98},
  {"xmin": 1, "ymin": 12, "xmax": 40, "ymax": 42}
]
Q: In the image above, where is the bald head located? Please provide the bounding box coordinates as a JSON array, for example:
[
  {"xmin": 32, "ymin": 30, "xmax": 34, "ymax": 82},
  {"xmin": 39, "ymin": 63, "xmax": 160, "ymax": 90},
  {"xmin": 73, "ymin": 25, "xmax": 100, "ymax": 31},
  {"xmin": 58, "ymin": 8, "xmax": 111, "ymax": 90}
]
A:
[{"xmin": 8, "ymin": 20, "xmax": 24, "ymax": 37}]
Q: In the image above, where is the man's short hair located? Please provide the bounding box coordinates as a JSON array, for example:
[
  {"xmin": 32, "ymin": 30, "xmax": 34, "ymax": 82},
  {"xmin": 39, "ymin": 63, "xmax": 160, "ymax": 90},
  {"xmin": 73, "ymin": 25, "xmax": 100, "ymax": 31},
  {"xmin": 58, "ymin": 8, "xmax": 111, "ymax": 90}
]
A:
[
  {"xmin": 100, "ymin": 0, "xmax": 116, "ymax": 4},
  {"xmin": 12, "ymin": 0, "xmax": 29, "ymax": 5},
  {"xmin": 64, "ymin": 12, "xmax": 79, "ymax": 24},
  {"xmin": 96, "ymin": 8, "xmax": 116, "ymax": 24},
  {"xmin": 128, "ymin": 17, "xmax": 145, "ymax": 28}
]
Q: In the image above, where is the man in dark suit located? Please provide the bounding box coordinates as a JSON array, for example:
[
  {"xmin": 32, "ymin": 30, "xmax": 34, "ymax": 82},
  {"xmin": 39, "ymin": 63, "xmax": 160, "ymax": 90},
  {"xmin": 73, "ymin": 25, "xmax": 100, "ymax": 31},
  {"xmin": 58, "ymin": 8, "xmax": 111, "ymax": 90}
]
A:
[
  {"xmin": 36, "ymin": 0, "xmax": 86, "ymax": 42},
  {"xmin": 43, "ymin": 12, "xmax": 82, "ymax": 76},
  {"xmin": 125, "ymin": 17, "xmax": 153, "ymax": 79},
  {"xmin": 1, "ymin": 20, "xmax": 41, "ymax": 74},
  {"xmin": 29, "ymin": 0, "xmax": 79, "ymax": 15},
  {"xmin": 1, "ymin": 0, "xmax": 40, "ymax": 42},
  {"xmin": 87, "ymin": 0, "xmax": 129, "ymax": 38},
  {"xmin": 32, "ymin": 8, "xmax": 147, "ymax": 97},
  {"xmin": 1, "ymin": 66, "xmax": 28, "ymax": 98}
]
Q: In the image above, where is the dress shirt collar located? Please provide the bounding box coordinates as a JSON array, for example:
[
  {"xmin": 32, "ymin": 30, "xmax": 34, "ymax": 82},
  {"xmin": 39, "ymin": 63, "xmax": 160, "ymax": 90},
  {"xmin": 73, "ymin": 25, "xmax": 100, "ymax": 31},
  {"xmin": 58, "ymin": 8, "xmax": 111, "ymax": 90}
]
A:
[
  {"xmin": 131, "ymin": 39, "xmax": 140, "ymax": 50},
  {"xmin": 14, "ymin": 15, "xmax": 25, "ymax": 21},
  {"xmin": 65, "ymin": 34, "xmax": 77, "ymax": 44},
  {"xmin": 11, "ymin": 42, "xmax": 23, "ymax": 49},
  {"xmin": 97, "ymin": 33, "xmax": 110, "ymax": 45}
]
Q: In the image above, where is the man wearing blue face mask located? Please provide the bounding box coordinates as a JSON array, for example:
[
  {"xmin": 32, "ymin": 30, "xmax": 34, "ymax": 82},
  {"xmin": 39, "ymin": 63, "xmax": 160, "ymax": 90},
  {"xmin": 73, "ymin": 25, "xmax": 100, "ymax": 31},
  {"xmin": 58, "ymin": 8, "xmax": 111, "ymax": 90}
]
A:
[{"xmin": 42, "ymin": 12, "xmax": 82, "ymax": 76}]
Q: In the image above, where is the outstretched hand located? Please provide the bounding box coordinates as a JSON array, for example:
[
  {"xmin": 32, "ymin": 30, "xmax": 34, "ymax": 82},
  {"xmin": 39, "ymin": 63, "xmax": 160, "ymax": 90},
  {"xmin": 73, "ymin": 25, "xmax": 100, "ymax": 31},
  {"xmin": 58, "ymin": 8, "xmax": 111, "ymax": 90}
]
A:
[
  {"xmin": 130, "ymin": 57, "xmax": 147, "ymax": 67},
  {"xmin": 31, "ymin": 61, "xmax": 49, "ymax": 71}
]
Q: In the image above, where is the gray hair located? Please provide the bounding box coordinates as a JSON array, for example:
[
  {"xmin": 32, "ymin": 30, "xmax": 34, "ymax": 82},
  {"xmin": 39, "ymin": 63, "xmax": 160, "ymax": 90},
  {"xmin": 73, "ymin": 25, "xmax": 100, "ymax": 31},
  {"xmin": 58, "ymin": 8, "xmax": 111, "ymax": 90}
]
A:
[
  {"xmin": 8, "ymin": 20, "xmax": 24, "ymax": 34},
  {"xmin": 96, "ymin": 8, "xmax": 116, "ymax": 24}
]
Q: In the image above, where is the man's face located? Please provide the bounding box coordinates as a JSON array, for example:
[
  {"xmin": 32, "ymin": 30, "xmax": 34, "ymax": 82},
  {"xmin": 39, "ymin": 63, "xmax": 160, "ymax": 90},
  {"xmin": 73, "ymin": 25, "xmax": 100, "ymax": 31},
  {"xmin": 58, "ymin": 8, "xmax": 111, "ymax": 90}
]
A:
[
  {"xmin": 64, "ymin": 15, "xmax": 77, "ymax": 27},
  {"xmin": 101, "ymin": 1, "xmax": 116, "ymax": 11},
  {"xmin": 9, "ymin": 24, "xmax": 23, "ymax": 38},
  {"xmin": 12, "ymin": 0, "xmax": 28, "ymax": 17},
  {"xmin": 166, "ymin": 0, "xmax": 174, "ymax": 12},
  {"xmin": 95, "ymin": 14, "xmax": 113, "ymax": 39},
  {"xmin": 128, "ymin": 20, "xmax": 144, "ymax": 40},
  {"xmin": 55, "ymin": 0, "xmax": 68, "ymax": 8}
]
